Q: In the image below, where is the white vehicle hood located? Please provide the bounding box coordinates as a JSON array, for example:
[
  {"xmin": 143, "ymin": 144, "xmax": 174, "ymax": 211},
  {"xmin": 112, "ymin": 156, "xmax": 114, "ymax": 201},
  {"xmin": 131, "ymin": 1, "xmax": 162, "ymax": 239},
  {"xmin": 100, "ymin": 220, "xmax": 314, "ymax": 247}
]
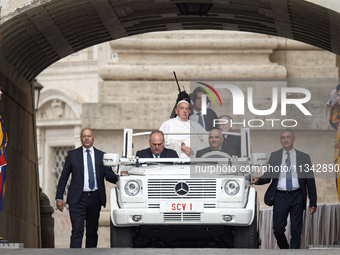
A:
[{"xmin": 126, "ymin": 164, "xmax": 192, "ymax": 176}]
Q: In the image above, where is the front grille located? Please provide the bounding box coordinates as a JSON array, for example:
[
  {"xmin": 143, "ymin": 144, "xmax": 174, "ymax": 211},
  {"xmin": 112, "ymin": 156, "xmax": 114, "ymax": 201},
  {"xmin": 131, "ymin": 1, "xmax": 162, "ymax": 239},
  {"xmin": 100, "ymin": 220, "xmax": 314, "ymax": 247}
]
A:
[
  {"xmin": 148, "ymin": 179, "xmax": 216, "ymax": 199},
  {"xmin": 204, "ymin": 203, "xmax": 216, "ymax": 208},
  {"xmin": 163, "ymin": 213, "xmax": 201, "ymax": 222},
  {"xmin": 148, "ymin": 203, "xmax": 160, "ymax": 208}
]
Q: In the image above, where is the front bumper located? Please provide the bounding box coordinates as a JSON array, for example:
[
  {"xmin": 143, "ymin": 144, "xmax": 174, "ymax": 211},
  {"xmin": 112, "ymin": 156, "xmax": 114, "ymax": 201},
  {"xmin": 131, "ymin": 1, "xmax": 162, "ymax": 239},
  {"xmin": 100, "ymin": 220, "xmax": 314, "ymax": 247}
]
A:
[{"xmin": 110, "ymin": 187, "xmax": 257, "ymax": 227}]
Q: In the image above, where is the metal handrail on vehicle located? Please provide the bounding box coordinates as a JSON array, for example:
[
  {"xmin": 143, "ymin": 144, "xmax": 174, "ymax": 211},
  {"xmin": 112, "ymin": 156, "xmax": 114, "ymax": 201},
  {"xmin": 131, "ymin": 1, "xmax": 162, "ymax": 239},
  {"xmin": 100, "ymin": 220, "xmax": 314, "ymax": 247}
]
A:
[
  {"xmin": 123, "ymin": 128, "xmax": 250, "ymax": 159},
  {"xmin": 120, "ymin": 157, "xmax": 249, "ymax": 164},
  {"xmin": 132, "ymin": 131, "xmax": 241, "ymax": 136}
]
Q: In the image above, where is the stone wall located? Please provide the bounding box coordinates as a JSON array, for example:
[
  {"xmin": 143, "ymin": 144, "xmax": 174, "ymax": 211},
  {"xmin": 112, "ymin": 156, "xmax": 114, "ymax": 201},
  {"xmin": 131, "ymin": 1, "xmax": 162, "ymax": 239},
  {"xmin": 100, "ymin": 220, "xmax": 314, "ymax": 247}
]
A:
[{"xmin": 0, "ymin": 76, "xmax": 41, "ymax": 247}]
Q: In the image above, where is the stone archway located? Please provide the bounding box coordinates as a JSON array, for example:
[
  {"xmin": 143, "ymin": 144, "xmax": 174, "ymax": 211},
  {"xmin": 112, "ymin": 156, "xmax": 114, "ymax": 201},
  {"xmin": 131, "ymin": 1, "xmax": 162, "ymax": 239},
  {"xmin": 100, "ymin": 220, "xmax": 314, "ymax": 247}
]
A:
[{"xmin": 2, "ymin": 0, "xmax": 340, "ymax": 85}]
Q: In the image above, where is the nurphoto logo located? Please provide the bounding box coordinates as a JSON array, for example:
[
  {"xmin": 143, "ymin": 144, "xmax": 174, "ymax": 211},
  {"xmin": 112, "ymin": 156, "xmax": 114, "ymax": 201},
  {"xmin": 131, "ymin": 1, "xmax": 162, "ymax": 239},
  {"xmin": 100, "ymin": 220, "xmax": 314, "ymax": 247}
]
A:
[{"xmin": 197, "ymin": 82, "xmax": 312, "ymax": 128}]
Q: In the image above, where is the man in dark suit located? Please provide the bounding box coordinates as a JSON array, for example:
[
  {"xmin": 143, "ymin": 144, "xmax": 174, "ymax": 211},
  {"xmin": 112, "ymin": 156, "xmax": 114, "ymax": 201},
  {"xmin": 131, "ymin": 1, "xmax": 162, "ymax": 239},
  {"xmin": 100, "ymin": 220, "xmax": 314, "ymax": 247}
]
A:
[
  {"xmin": 189, "ymin": 87, "xmax": 218, "ymax": 131},
  {"xmin": 217, "ymin": 115, "xmax": 241, "ymax": 157},
  {"xmin": 252, "ymin": 129, "xmax": 317, "ymax": 249},
  {"xmin": 56, "ymin": 128, "xmax": 118, "ymax": 248},
  {"xmin": 136, "ymin": 130, "xmax": 178, "ymax": 158},
  {"xmin": 196, "ymin": 128, "xmax": 232, "ymax": 158}
]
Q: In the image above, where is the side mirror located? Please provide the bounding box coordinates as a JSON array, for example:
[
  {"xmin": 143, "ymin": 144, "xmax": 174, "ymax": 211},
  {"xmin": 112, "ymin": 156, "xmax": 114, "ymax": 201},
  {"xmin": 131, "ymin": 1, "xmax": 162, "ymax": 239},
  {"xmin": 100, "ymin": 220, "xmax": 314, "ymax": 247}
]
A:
[
  {"xmin": 103, "ymin": 153, "xmax": 120, "ymax": 167},
  {"xmin": 251, "ymin": 153, "xmax": 267, "ymax": 166}
]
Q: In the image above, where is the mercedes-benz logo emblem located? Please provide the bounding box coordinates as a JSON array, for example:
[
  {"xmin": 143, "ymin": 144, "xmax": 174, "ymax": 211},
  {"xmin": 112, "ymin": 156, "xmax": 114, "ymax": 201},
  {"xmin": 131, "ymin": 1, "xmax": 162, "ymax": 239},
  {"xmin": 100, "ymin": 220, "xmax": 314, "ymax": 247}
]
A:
[{"xmin": 175, "ymin": 182, "xmax": 189, "ymax": 196}]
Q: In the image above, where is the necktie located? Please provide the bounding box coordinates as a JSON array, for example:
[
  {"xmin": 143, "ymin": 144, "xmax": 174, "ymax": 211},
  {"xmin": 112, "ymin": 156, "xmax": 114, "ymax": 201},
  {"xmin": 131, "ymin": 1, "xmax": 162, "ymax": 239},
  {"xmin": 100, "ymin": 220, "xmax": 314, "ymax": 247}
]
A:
[
  {"xmin": 286, "ymin": 151, "xmax": 292, "ymax": 191},
  {"xmin": 86, "ymin": 149, "xmax": 95, "ymax": 190},
  {"xmin": 197, "ymin": 112, "xmax": 204, "ymax": 127}
]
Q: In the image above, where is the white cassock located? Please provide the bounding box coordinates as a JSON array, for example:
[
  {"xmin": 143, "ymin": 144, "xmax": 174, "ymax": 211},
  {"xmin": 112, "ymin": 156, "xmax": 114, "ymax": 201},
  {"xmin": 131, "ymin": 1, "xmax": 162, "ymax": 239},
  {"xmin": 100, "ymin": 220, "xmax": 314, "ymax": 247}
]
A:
[{"xmin": 159, "ymin": 116, "xmax": 208, "ymax": 157}]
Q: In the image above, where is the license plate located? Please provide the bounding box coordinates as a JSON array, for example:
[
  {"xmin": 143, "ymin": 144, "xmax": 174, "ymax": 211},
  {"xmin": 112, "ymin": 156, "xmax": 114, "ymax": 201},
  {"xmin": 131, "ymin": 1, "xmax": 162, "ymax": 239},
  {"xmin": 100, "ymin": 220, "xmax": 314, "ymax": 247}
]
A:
[{"xmin": 160, "ymin": 201, "xmax": 204, "ymax": 212}]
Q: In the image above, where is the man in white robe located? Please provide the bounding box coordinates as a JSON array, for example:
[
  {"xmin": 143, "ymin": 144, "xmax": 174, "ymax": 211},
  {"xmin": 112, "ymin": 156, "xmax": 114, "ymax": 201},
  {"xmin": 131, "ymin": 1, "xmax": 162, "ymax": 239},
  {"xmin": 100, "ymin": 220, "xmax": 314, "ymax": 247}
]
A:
[{"xmin": 160, "ymin": 100, "xmax": 208, "ymax": 157}]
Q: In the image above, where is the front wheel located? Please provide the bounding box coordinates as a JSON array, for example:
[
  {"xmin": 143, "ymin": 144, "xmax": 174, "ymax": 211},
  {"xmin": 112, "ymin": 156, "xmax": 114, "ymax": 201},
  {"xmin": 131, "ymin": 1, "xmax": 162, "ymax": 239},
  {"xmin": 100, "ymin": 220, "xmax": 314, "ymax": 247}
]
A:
[
  {"xmin": 110, "ymin": 221, "xmax": 135, "ymax": 247},
  {"xmin": 234, "ymin": 203, "xmax": 259, "ymax": 248}
]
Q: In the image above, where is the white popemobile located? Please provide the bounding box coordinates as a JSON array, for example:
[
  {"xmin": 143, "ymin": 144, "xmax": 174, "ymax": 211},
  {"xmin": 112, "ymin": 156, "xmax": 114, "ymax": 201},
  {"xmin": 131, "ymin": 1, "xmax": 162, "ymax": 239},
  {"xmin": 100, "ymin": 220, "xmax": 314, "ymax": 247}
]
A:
[{"xmin": 103, "ymin": 128, "xmax": 267, "ymax": 248}]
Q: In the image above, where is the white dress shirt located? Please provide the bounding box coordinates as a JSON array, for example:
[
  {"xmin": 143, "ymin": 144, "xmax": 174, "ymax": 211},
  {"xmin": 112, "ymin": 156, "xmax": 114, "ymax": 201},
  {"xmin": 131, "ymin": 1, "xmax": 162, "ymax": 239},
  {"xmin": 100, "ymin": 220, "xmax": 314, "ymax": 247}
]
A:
[
  {"xmin": 277, "ymin": 148, "xmax": 300, "ymax": 191},
  {"xmin": 83, "ymin": 146, "xmax": 98, "ymax": 191},
  {"xmin": 190, "ymin": 110, "xmax": 206, "ymax": 130}
]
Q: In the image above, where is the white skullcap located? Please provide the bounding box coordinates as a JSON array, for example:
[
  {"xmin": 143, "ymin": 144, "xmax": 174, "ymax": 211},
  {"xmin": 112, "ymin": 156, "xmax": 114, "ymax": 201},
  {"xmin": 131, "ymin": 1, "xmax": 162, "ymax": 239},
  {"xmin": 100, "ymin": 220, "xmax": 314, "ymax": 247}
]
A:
[{"xmin": 177, "ymin": 100, "xmax": 190, "ymax": 106}]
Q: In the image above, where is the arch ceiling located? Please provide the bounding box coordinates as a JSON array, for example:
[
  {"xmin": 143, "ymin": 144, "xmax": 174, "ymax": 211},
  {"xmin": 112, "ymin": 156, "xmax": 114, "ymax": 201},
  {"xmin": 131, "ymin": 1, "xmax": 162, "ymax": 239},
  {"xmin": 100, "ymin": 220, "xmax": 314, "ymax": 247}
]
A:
[{"xmin": 2, "ymin": 0, "xmax": 340, "ymax": 83}]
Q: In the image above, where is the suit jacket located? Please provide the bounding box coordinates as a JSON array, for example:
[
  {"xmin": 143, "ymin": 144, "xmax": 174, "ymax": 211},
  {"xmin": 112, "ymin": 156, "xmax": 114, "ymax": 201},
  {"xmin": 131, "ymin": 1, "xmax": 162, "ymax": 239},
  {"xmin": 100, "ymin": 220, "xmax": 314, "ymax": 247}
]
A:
[
  {"xmin": 55, "ymin": 146, "xmax": 117, "ymax": 207},
  {"xmin": 136, "ymin": 147, "xmax": 179, "ymax": 158},
  {"xmin": 222, "ymin": 135, "xmax": 241, "ymax": 157},
  {"xmin": 196, "ymin": 147, "xmax": 231, "ymax": 158},
  {"xmin": 203, "ymin": 108, "xmax": 218, "ymax": 131},
  {"xmin": 190, "ymin": 108, "xmax": 218, "ymax": 131},
  {"xmin": 257, "ymin": 148, "xmax": 317, "ymax": 208}
]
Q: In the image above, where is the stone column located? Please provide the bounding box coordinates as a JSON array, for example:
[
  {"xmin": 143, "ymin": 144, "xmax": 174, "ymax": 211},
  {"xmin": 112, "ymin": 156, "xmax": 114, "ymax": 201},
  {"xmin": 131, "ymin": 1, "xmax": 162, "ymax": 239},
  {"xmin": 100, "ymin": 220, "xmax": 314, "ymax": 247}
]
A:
[{"xmin": 39, "ymin": 188, "xmax": 54, "ymax": 248}]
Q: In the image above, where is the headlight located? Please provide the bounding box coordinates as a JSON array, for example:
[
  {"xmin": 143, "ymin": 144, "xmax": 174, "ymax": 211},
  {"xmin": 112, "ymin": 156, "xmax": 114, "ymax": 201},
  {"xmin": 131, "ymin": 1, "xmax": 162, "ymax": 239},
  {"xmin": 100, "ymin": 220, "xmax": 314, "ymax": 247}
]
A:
[
  {"xmin": 224, "ymin": 180, "xmax": 240, "ymax": 196},
  {"xmin": 124, "ymin": 181, "xmax": 140, "ymax": 196}
]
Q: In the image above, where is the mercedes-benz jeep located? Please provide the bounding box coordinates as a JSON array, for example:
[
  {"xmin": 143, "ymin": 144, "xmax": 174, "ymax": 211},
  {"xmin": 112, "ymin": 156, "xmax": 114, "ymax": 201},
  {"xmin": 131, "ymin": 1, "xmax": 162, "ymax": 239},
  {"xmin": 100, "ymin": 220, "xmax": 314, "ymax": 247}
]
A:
[{"xmin": 104, "ymin": 128, "xmax": 266, "ymax": 248}]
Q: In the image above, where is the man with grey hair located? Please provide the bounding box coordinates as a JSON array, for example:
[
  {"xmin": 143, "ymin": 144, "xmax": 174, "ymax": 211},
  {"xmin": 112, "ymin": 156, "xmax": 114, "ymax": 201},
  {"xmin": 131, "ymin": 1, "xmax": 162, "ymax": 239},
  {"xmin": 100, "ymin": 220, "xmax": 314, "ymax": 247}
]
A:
[
  {"xmin": 252, "ymin": 129, "xmax": 317, "ymax": 249},
  {"xmin": 136, "ymin": 130, "xmax": 178, "ymax": 158},
  {"xmin": 160, "ymin": 100, "xmax": 208, "ymax": 157}
]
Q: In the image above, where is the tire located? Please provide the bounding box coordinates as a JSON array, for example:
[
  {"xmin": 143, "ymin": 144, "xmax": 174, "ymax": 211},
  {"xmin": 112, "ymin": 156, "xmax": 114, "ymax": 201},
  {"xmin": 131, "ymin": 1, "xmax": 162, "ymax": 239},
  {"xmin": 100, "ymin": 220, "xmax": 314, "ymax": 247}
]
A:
[
  {"xmin": 110, "ymin": 220, "xmax": 134, "ymax": 247},
  {"xmin": 234, "ymin": 203, "xmax": 259, "ymax": 248}
]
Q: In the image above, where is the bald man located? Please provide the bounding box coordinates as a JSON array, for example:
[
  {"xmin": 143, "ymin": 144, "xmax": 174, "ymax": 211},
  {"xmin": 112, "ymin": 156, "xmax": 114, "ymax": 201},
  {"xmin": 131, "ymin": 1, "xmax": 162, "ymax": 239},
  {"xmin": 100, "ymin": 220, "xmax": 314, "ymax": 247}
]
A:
[
  {"xmin": 196, "ymin": 128, "xmax": 238, "ymax": 158},
  {"xmin": 196, "ymin": 128, "xmax": 230, "ymax": 158},
  {"xmin": 56, "ymin": 128, "xmax": 118, "ymax": 248}
]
